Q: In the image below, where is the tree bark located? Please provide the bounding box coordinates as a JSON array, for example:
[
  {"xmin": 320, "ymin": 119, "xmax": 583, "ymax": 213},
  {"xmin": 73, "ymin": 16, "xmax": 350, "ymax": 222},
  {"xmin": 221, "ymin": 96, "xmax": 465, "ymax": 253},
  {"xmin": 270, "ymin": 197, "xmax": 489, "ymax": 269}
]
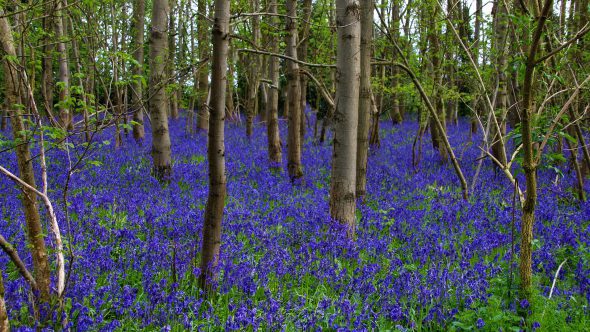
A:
[
  {"xmin": 286, "ymin": 0, "xmax": 303, "ymax": 181},
  {"xmin": 356, "ymin": 0, "xmax": 373, "ymax": 200},
  {"xmin": 55, "ymin": 0, "xmax": 72, "ymax": 131},
  {"xmin": 245, "ymin": 0, "xmax": 261, "ymax": 137},
  {"xmin": 390, "ymin": 0, "xmax": 402, "ymax": 124},
  {"xmin": 427, "ymin": 4, "xmax": 448, "ymax": 162},
  {"xmin": 330, "ymin": 0, "xmax": 361, "ymax": 237},
  {"xmin": 168, "ymin": 0, "xmax": 179, "ymax": 120},
  {"xmin": 132, "ymin": 0, "xmax": 146, "ymax": 142},
  {"xmin": 197, "ymin": 0, "xmax": 210, "ymax": 131},
  {"xmin": 491, "ymin": 0, "xmax": 509, "ymax": 166},
  {"xmin": 298, "ymin": 0, "xmax": 313, "ymax": 143},
  {"xmin": 149, "ymin": 0, "xmax": 173, "ymax": 180},
  {"xmin": 0, "ymin": 270, "xmax": 7, "ymax": 332},
  {"xmin": 0, "ymin": 8, "xmax": 52, "ymax": 307},
  {"xmin": 200, "ymin": 0, "xmax": 230, "ymax": 293},
  {"xmin": 41, "ymin": 2, "xmax": 56, "ymax": 123},
  {"xmin": 267, "ymin": 0, "xmax": 282, "ymax": 168},
  {"xmin": 519, "ymin": 0, "xmax": 551, "ymax": 308}
]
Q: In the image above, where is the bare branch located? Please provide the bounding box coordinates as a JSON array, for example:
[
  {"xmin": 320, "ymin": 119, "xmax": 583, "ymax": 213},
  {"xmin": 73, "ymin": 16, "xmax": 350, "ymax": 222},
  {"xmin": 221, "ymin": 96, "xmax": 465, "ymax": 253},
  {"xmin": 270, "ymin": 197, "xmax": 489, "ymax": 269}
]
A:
[{"xmin": 0, "ymin": 234, "xmax": 38, "ymax": 291}]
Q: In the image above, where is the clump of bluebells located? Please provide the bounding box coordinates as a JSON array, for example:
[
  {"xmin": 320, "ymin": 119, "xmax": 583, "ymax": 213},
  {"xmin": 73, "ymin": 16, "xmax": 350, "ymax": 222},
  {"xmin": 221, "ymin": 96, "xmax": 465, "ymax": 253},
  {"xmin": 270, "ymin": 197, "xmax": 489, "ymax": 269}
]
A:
[{"xmin": 0, "ymin": 114, "xmax": 589, "ymax": 330}]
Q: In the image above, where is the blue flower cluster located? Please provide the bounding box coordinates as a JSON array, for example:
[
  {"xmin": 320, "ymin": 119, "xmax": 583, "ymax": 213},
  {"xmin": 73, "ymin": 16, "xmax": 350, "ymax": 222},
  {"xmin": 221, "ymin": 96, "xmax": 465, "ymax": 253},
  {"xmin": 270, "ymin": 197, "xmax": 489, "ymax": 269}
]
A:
[{"xmin": 0, "ymin": 115, "xmax": 588, "ymax": 330}]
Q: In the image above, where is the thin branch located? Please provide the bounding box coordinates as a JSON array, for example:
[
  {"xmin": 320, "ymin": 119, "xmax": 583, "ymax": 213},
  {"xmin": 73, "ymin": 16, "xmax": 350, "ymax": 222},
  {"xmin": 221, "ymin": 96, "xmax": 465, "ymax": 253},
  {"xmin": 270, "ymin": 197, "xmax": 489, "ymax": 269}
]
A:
[
  {"xmin": 238, "ymin": 48, "xmax": 336, "ymax": 68},
  {"xmin": 535, "ymin": 24, "xmax": 590, "ymax": 64},
  {"xmin": 0, "ymin": 234, "xmax": 38, "ymax": 291}
]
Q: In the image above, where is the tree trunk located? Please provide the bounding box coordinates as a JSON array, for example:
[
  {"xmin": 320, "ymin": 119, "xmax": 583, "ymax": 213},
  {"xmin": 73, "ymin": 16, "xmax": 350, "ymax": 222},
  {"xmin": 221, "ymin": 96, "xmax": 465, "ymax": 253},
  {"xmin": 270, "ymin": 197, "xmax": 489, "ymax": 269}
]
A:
[
  {"xmin": 168, "ymin": 0, "xmax": 179, "ymax": 120},
  {"xmin": 356, "ymin": 0, "xmax": 373, "ymax": 200},
  {"xmin": 267, "ymin": 0, "xmax": 282, "ymax": 168},
  {"xmin": 55, "ymin": 0, "xmax": 72, "ymax": 131},
  {"xmin": 149, "ymin": 0, "xmax": 173, "ymax": 180},
  {"xmin": 132, "ymin": 0, "xmax": 146, "ymax": 142},
  {"xmin": 491, "ymin": 0, "xmax": 509, "ymax": 166},
  {"xmin": 286, "ymin": 0, "xmax": 303, "ymax": 181},
  {"xmin": 427, "ymin": 4, "xmax": 448, "ymax": 162},
  {"xmin": 298, "ymin": 0, "xmax": 313, "ymax": 143},
  {"xmin": 245, "ymin": 0, "xmax": 260, "ymax": 138},
  {"xmin": 330, "ymin": 0, "xmax": 360, "ymax": 237},
  {"xmin": 470, "ymin": 0, "xmax": 482, "ymax": 136},
  {"xmin": 0, "ymin": 9, "xmax": 52, "ymax": 308},
  {"xmin": 111, "ymin": 3, "xmax": 124, "ymax": 148},
  {"xmin": 197, "ymin": 0, "xmax": 210, "ymax": 131},
  {"xmin": 41, "ymin": 2, "xmax": 56, "ymax": 122},
  {"xmin": 519, "ymin": 0, "xmax": 551, "ymax": 309},
  {"xmin": 0, "ymin": 269, "xmax": 7, "ymax": 331},
  {"xmin": 390, "ymin": 0, "xmax": 402, "ymax": 124},
  {"xmin": 199, "ymin": 0, "xmax": 230, "ymax": 293}
]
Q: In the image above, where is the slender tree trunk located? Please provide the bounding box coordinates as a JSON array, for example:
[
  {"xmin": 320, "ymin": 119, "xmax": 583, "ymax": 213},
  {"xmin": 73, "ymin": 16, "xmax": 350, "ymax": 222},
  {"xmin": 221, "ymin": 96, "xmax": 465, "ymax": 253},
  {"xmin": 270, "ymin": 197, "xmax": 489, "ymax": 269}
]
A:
[
  {"xmin": 390, "ymin": 0, "xmax": 402, "ymax": 124},
  {"xmin": 298, "ymin": 0, "xmax": 313, "ymax": 143},
  {"xmin": 0, "ymin": 9, "xmax": 52, "ymax": 308},
  {"xmin": 0, "ymin": 270, "xmax": 7, "ymax": 331},
  {"xmin": 68, "ymin": 15, "xmax": 91, "ymax": 142},
  {"xmin": 197, "ymin": 0, "xmax": 210, "ymax": 131},
  {"xmin": 519, "ymin": 0, "xmax": 551, "ymax": 309},
  {"xmin": 132, "ymin": 0, "xmax": 146, "ymax": 142},
  {"xmin": 41, "ymin": 2, "xmax": 55, "ymax": 123},
  {"xmin": 245, "ymin": 0, "xmax": 260, "ymax": 137},
  {"xmin": 491, "ymin": 0, "xmax": 509, "ymax": 166},
  {"xmin": 356, "ymin": 0, "xmax": 373, "ymax": 200},
  {"xmin": 55, "ymin": 0, "xmax": 72, "ymax": 131},
  {"xmin": 565, "ymin": 131, "xmax": 586, "ymax": 201},
  {"xmin": 111, "ymin": 3, "xmax": 124, "ymax": 148},
  {"xmin": 199, "ymin": 0, "xmax": 230, "ymax": 293},
  {"xmin": 427, "ymin": 4, "xmax": 448, "ymax": 162},
  {"xmin": 286, "ymin": 0, "xmax": 303, "ymax": 181},
  {"xmin": 149, "ymin": 0, "xmax": 173, "ymax": 180},
  {"xmin": 470, "ymin": 0, "xmax": 482, "ymax": 136},
  {"xmin": 226, "ymin": 51, "xmax": 236, "ymax": 121},
  {"xmin": 267, "ymin": 0, "xmax": 282, "ymax": 168},
  {"xmin": 330, "ymin": 0, "xmax": 360, "ymax": 237},
  {"xmin": 168, "ymin": 0, "xmax": 179, "ymax": 119}
]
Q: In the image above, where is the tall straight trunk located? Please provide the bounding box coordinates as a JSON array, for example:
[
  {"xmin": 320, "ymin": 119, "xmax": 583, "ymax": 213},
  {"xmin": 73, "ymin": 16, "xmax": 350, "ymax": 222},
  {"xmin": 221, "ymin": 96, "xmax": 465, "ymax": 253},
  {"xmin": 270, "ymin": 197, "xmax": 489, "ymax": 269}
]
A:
[
  {"xmin": 0, "ymin": 109, "xmax": 6, "ymax": 130},
  {"xmin": 55, "ymin": 0, "xmax": 72, "ymax": 131},
  {"xmin": 41, "ymin": 2, "xmax": 55, "ymax": 122},
  {"xmin": 226, "ymin": 51, "xmax": 236, "ymax": 121},
  {"xmin": 132, "ymin": 0, "xmax": 146, "ymax": 142},
  {"xmin": 0, "ymin": 270, "xmax": 7, "ymax": 331},
  {"xmin": 68, "ymin": 15, "xmax": 91, "ymax": 142},
  {"xmin": 298, "ymin": 0, "xmax": 313, "ymax": 142},
  {"xmin": 470, "ymin": 0, "xmax": 482, "ymax": 135},
  {"xmin": 565, "ymin": 131, "xmax": 586, "ymax": 200},
  {"xmin": 111, "ymin": 3, "xmax": 124, "ymax": 148},
  {"xmin": 245, "ymin": 0, "xmax": 260, "ymax": 137},
  {"xmin": 199, "ymin": 0, "xmax": 230, "ymax": 293},
  {"xmin": 197, "ymin": 0, "xmax": 210, "ymax": 131},
  {"xmin": 168, "ymin": 0, "xmax": 179, "ymax": 119},
  {"xmin": 356, "ymin": 0, "xmax": 373, "ymax": 200},
  {"xmin": 286, "ymin": 0, "xmax": 303, "ymax": 181},
  {"xmin": 427, "ymin": 5, "xmax": 448, "ymax": 162},
  {"xmin": 330, "ymin": 0, "xmax": 360, "ymax": 237},
  {"xmin": 519, "ymin": 0, "xmax": 551, "ymax": 307},
  {"xmin": 149, "ymin": 0, "xmax": 173, "ymax": 180},
  {"xmin": 0, "ymin": 10, "xmax": 51, "ymax": 306},
  {"xmin": 267, "ymin": 0, "xmax": 282, "ymax": 167},
  {"xmin": 491, "ymin": 0, "xmax": 509, "ymax": 166},
  {"xmin": 390, "ymin": 0, "xmax": 402, "ymax": 124}
]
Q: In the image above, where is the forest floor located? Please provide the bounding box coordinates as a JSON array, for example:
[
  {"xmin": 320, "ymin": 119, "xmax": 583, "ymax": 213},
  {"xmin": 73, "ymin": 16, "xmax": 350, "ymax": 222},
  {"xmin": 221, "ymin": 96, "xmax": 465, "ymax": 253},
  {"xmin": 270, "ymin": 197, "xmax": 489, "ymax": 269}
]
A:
[{"xmin": 1, "ymin": 114, "xmax": 589, "ymax": 331}]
